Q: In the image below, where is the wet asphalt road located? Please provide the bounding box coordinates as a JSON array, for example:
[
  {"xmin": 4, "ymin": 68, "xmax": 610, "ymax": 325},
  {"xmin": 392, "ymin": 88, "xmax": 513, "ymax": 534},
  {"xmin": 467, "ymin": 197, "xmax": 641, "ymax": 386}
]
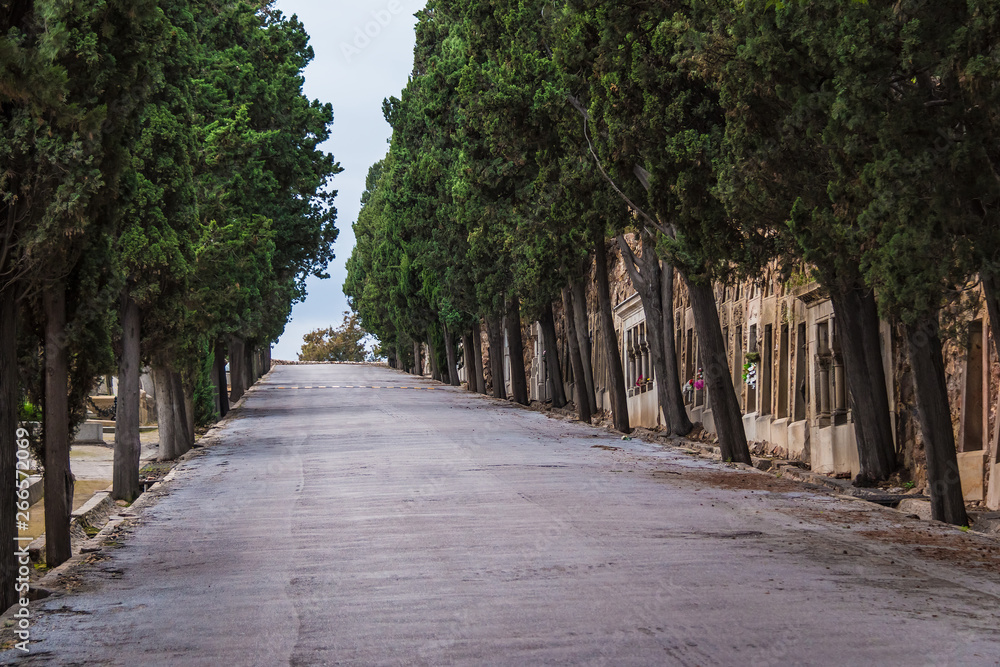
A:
[{"xmin": 4, "ymin": 364, "xmax": 1000, "ymax": 666}]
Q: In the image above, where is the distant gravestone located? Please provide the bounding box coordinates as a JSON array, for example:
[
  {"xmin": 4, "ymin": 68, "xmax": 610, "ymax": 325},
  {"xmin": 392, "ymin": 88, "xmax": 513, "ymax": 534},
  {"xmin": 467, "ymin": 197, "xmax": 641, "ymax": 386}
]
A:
[{"xmin": 74, "ymin": 422, "xmax": 105, "ymax": 445}]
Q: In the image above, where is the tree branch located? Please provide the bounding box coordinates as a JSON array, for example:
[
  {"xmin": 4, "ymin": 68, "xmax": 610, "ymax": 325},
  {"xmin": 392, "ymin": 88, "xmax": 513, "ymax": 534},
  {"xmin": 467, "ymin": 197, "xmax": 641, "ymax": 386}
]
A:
[
  {"xmin": 616, "ymin": 234, "xmax": 647, "ymax": 291},
  {"xmin": 566, "ymin": 94, "xmax": 674, "ymax": 238}
]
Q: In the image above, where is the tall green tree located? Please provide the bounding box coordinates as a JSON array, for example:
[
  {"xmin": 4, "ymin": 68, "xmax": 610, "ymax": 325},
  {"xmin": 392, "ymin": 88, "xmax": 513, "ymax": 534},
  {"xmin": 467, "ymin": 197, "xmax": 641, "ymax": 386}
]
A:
[
  {"xmin": 3, "ymin": 0, "xmax": 168, "ymax": 571},
  {"xmin": 718, "ymin": 0, "xmax": 901, "ymax": 484},
  {"xmin": 557, "ymin": 0, "xmax": 759, "ymax": 461},
  {"xmin": 190, "ymin": 1, "xmax": 340, "ymax": 406},
  {"xmin": 113, "ymin": 0, "xmax": 201, "ymax": 499}
]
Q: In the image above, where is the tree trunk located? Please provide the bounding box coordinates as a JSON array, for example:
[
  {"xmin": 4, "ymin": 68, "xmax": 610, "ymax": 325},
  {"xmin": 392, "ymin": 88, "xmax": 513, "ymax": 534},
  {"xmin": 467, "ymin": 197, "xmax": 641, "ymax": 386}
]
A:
[
  {"xmin": 153, "ymin": 366, "xmax": 177, "ymax": 461},
  {"xmin": 619, "ymin": 235, "xmax": 671, "ymax": 430},
  {"xmin": 539, "ymin": 302, "xmax": 567, "ymax": 408},
  {"xmin": 113, "ymin": 294, "xmax": 142, "ymax": 502},
  {"xmin": 443, "ymin": 323, "xmax": 460, "ymax": 387},
  {"xmin": 209, "ymin": 351, "xmax": 221, "ymax": 418},
  {"xmin": 461, "ymin": 332, "xmax": 475, "ymax": 391},
  {"xmin": 0, "ymin": 286, "xmax": 19, "ymax": 610},
  {"xmin": 506, "ymin": 295, "xmax": 529, "ymax": 406},
  {"xmin": 683, "ymin": 274, "xmax": 751, "ymax": 464},
  {"xmin": 905, "ymin": 315, "xmax": 969, "ymax": 526},
  {"xmin": 184, "ymin": 378, "xmax": 195, "ymax": 447},
  {"xmin": 472, "ymin": 320, "xmax": 487, "ymax": 394},
  {"xmin": 616, "ymin": 234, "xmax": 692, "ymax": 435},
  {"xmin": 427, "ymin": 333, "xmax": 442, "ymax": 382},
  {"xmin": 229, "ymin": 337, "xmax": 246, "ymax": 403},
  {"xmin": 485, "ymin": 313, "xmax": 507, "ymax": 400},
  {"xmin": 829, "ymin": 288, "xmax": 897, "ymax": 484},
  {"xmin": 243, "ymin": 342, "xmax": 254, "ymax": 389},
  {"xmin": 983, "ymin": 270, "xmax": 1000, "ymax": 365},
  {"xmin": 172, "ymin": 372, "xmax": 192, "ymax": 457},
  {"xmin": 563, "ymin": 287, "xmax": 592, "ymax": 423},
  {"xmin": 460, "ymin": 333, "xmax": 471, "ymax": 388},
  {"xmin": 571, "ymin": 279, "xmax": 598, "ymax": 415},
  {"xmin": 594, "ymin": 240, "xmax": 630, "ymax": 433},
  {"xmin": 984, "ymin": 270, "xmax": 1000, "ymax": 501},
  {"xmin": 43, "ymin": 282, "xmax": 72, "ymax": 568},
  {"xmin": 660, "ymin": 261, "xmax": 693, "ymax": 436},
  {"xmin": 215, "ymin": 340, "xmax": 230, "ymax": 418}
]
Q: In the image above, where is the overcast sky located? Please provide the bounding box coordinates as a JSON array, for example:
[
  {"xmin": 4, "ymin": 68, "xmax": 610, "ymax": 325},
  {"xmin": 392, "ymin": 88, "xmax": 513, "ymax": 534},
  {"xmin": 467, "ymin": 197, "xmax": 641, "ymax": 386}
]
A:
[{"xmin": 271, "ymin": 0, "xmax": 421, "ymax": 359}]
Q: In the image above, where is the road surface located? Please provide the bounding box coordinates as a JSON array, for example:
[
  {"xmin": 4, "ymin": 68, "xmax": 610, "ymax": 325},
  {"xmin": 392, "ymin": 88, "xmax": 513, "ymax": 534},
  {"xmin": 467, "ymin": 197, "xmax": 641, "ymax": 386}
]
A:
[{"xmin": 4, "ymin": 364, "xmax": 1000, "ymax": 665}]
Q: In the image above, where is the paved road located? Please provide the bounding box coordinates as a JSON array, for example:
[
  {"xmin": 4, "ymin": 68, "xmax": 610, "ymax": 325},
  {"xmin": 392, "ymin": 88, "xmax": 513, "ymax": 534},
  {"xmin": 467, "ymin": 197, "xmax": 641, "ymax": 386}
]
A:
[{"xmin": 5, "ymin": 365, "xmax": 1000, "ymax": 665}]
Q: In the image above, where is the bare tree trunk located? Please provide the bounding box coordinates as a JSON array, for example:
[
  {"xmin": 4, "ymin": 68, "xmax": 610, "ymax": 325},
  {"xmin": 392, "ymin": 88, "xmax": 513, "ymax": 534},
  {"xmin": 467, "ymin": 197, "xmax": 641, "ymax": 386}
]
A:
[
  {"xmin": 43, "ymin": 282, "xmax": 72, "ymax": 567},
  {"xmin": 830, "ymin": 288, "xmax": 897, "ymax": 484},
  {"xmin": 113, "ymin": 293, "xmax": 142, "ymax": 502},
  {"xmin": 443, "ymin": 322, "xmax": 460, "ymax": 387},
  {"xmin": 594, "ymin": 240, "xmax": 630, "ymax": 433},
  {"xmin": 983, "ymin": 270, "xmax": 1000, "ymax": 366},
  {"xmin": 506, "ymin": 295, "xmax": 529, "ymax": 406},
  {"xmin": 209, "ymin": 350, "xmax": 221, "ymax": 418},
  {"xmin": 184, "ymin": 379, "xmax": 195, "ymax": 447},
  {"xmin": 171, "ymin": 372, "xmax": 192, "ymax": 457},
  {"xmin": 413, "ymin": 339, "xmax": 422, "ymax": 376},
  {"xmin": 461, "ymin": 332, "xmax": 476, "ymax": 391},
  {"xmin": 427, "ymin": 333, "xmax": 442, "ymax": 382},
  {"xmin": 460, "ymin": 333, "xmax": 471, "ymax": 388},
  {"xmin": 0, "ymin": 286, "xmax": 19, "ymax": 610},
  {"xmin": 485, "ymin": 313, "xmax": 507, "ymax": 400},
  {"xmin": 563, "ymin": 287, "xmax": 592, "ymax": 423},
  {"xmin": 539, "ymin": 302, "xmax": 567, "ymax": 408},
  {"xmin": 660, "ymin": 261, "xmax": 693, "ymax": 436},
  {"xmin": 215, "ymin": 340, "xmax": 229, "ymax": 418},
  {"xmin": 243, "ymin": 343, "xmax": 254, "ymax": 389},
  {"xmin": 683, "ymin": 274, "xmax": 751, "ymax": 464},
  {"xmin": 905, "ymin": 315, "xmax": 969, "ymax": 526},
  {"xmin": 984, "ymin": 271, "xmax": 1000, "ymax": 497},
  {"xmin": 153, "ymin": 366, "xmax": 177, "ymax": 461},
  {"xmin": 229, "ymin": 337, "xmax": 246, "ymax": 403},
  {"xmin": 617, "ymin": 234, "xmax": 692, "ymax": 435},
  {"xmin": 472, "ymin": 320, "xmax": 486, "ymax": 394},
  {"xmin": 571, "ymin": 279, "xmax": 598, "ymax": 415}
]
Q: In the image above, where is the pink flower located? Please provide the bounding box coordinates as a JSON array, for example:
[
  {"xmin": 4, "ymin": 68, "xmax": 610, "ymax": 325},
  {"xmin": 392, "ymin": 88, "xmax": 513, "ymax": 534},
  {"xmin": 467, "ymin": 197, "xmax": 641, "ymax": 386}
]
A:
[{"xmin": 694, "ymin": 380, "xmax": 704, "ymax": 391}]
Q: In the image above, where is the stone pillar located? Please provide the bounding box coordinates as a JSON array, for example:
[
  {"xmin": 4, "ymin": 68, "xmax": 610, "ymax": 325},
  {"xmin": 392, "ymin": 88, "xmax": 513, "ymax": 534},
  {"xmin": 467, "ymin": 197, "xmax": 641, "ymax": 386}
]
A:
[
  {"xmin": 818, "ymin": 356, "xmax": 831, "ymax": 422},
  {"xmin": 833, "ymin": 355, "xmax": 846, "ymax": 413}
]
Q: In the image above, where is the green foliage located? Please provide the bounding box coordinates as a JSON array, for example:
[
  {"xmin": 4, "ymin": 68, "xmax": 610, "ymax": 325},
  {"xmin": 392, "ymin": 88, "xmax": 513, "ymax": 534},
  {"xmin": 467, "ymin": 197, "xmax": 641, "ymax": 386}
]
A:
[
  {"xmin": 186, "ymin": 1, "xmax": 341, "ymax": 355},
  {"xmin": 298, "ymin": 312, "xmax": 370, "ymax": 363},
  {"xmin": 18, "ymin": 402, "xmax": 41, "ymax": 423},
  {"xmin": 192, "ymin": 342, "xmax": 219, "ymax": 427},
  {"xmin": 717, "ymin": 0, "xmax": 994, "ymax": 325},
  {"xmin": 2, "ymin": 0, "xmax": 339, "ymax": 430},
  {"xmin": 345, "ymin": 0, "xmax": 632, "ymax": 353}
]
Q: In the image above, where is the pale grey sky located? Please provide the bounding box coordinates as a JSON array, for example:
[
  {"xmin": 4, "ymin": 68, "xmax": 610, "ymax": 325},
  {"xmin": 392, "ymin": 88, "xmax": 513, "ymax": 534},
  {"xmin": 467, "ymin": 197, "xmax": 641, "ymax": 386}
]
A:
[{"xmin": 271, "ymin": 0, "xmax": 421, "ymax": 359}]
